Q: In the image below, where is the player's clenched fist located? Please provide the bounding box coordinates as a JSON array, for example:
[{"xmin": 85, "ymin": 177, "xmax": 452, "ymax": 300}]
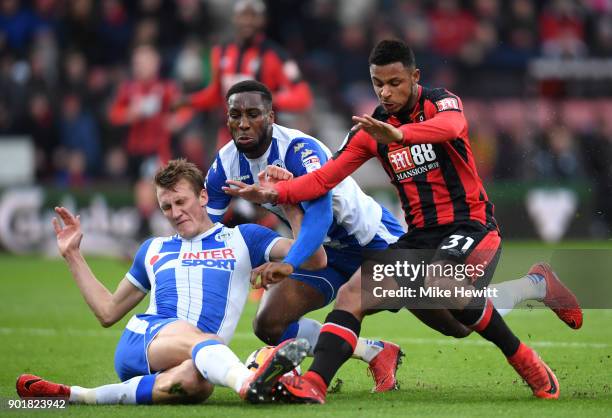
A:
[
  {"xmin": 52, "ymin": 207, "xmax": 83, "ymax": 258},
  {"xmin": 250, "ymin": 262, "xmax": 295, "ymax": 289},
  {"xmin": 263, "ymin": 165, "xmax": 293, "ymax": 182}
]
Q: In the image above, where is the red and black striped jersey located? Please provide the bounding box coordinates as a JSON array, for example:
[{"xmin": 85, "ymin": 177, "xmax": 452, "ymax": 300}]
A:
[{"xmin": 274, "ymin": 85, "xmax": 497, "ymax": 231}]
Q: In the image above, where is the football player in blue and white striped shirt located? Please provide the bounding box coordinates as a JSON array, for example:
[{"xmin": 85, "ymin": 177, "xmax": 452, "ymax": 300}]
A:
[
  {"xmin": 16, "ymin": 159, "xmax": 325, "ymax": 405},
  {"xmin": 207, "ymin": 80, "xmax": 407, "ymax": 392}
]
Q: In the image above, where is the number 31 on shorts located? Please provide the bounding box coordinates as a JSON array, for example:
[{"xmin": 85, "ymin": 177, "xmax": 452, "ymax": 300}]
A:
[{"xmin": 440, "ymin": 234, "xmax": 474, "ymax": 252}]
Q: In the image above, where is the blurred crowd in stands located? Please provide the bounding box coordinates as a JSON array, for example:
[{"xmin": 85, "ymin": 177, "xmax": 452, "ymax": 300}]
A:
[{"xmin": 0, "ymin": 0, "xmax": 611, "ymax": 196}]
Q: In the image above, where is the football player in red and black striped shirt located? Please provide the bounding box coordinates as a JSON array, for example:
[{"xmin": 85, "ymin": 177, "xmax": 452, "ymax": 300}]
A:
[{"xmin": 225, "ymin": 40, "xmax": 580, "ymax": 402}]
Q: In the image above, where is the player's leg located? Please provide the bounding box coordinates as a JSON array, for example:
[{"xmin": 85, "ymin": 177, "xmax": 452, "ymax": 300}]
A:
[
  {"xmin": 253, "ymin": 275, "xmax": 326, "ymax": 346},
  {"xmin": 424, "ymin": 226, "xmax": 559, "ymax": 399},
  {"xmin": 18, "ymin": 361, "xmax": 214, "ymax": 404},
  {"xmin": 121, "ymin": 317, "xmax": 250, "ymax": 402},
  {"xmin": 275, "ymin": 270, "xmax": 383, "ymax": 403},
  {"xmin": 256, "ymin": 265, "xmax": 391, "ymax": 364},
  {"xmin": 149, "ymin": 319, "xmax": 274, "ymax": 402},
  {"xmin": 411, "ymin": 265, "xmax": 581, "ymax": 338},
  {"xmin": 489, "ymin": 263, "xmax": 582, "ymax": 329}
]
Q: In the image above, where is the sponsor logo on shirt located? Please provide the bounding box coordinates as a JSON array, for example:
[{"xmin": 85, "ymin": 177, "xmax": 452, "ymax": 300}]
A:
[
  {"xmin": 388, "ymin": 144, "xmax": 439, "ymax": 180},
  {"xmin": 302, "ymin": 155, "xmax": 321, "ymax": 173},
  {"xmin": 293, "ymin": 142, "xmax": 306, "ymax": 152},
  {"xmin": 300, "ymin": 149, "xmax": 313, "ymax": 159},
  {"xmin": 232, "ymin": 174, "xmax": 251, "ymax": 182},
  {"xmin": 181, "ymin": 248, "xmax": 236, "ymax": 268}
]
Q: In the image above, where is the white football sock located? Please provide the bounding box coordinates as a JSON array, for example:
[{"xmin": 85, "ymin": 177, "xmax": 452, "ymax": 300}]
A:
[
  {"xmin": 295, "ymin": 317, "xmax": 384, "ymax": 362},
  {"xmin": 192, "ymin": 341, "xmax": 251, "ymax": 394},
  {"xmin": 295, "ymin": 318, "xmax": 322, "ymax": 355},
  {"xmin": 69, "ymin": 375, "xmax": 152, "ymax": 404},
  {"xmin": 490, "ymin": 274, "xmax": 547, "ymax": 316},
  {"xmin": 353, "ymin": 339, "xmax": 385, "ymax": 363}
]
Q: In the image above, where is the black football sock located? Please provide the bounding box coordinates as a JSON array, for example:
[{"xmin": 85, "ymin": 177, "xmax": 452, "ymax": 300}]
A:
[
  {"xmin": 452, "ymin": 298, "xmax": 521, "ymax": 357},
  {"xmin": 309, "ymin": 309, "xmax": 361, "ymax": 386}
]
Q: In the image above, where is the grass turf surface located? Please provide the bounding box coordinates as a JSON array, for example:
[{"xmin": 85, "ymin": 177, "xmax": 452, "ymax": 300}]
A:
[{"xmin": 0, "ymin": 251, "xmax": 611, "ymax": 417}]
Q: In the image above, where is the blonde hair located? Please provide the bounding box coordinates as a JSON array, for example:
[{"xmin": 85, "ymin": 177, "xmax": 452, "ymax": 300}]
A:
[{"xmin": 154, "ymin": 159, "xmax": 204, "ymax": 194}]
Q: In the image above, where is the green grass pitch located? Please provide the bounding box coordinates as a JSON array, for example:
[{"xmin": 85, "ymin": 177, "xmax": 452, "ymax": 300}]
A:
[{"xmin": 0, "ymin": 251, "xmax": 611, "ymax": 417}]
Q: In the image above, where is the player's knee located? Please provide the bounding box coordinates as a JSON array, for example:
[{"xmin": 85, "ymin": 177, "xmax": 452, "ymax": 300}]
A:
[
  {"xmin": 446, "ymin": 326, "xmax": 472, "ymax": 338},
  {"xmin": 335, "ymin": 283, "xmax": 364, "ymax": 320},
  {"xmin": 189, "ymin": 334, "xmax": 224, "ymax": 356},
  {"xmin": 252, "ymin": 311, "xmax": 286, "ymax": 345}
]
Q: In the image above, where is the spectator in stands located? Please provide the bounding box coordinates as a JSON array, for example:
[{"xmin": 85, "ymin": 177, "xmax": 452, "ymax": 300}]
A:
[
  {"xmin": 59, "ymin": 92, "xmax": 101, "ymax": 178},
  {"xmin": 108, "ymin": 43, "xmax": 189, "ymax": 181},
  {"xmin": 179, "ymin": 0, "xmax": 313, "ymax": 149},
  {"xmin": 540, "ymin": 0, "xmax": 588, "ymax": 58}
]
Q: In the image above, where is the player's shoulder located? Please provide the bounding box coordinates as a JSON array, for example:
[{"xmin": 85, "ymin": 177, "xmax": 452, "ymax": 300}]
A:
[
  {"xmin": 133, "ymin": 235, "xmax": 177, "ymax": 260},
  {"xmin": 213, "ymin": 140, "xmax": 240, "ymax": 174},
  {"xmin": 273, "ymin": 124, "xmax": 316, "ymax": 143},
  {"xmin": 421, "ymin": 86, "xmax": 460, "ymax": 101},
  {"xmin": 235, "ymin": 223, "xmax": 279, "ymax": 242},
  {"xmin": 272, "ymin": 123, "xmax": 326, "ymax": 149},
  {"xmin": 421, "ymin": 86, "xmax": 462, "ymax": 112},
  {"xmin": 218, "ymin": 139, "xmax": 239, "ymax": 159}
]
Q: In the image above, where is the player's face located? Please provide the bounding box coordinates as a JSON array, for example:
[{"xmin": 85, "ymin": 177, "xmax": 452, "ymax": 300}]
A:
[
  {"xmin": 370, "ymin": 62, "xmax": 420, "ymax": 114},
  {"xmin": 227, "ymin": 92, "xmax": 274, "ymax": 158},
  {"xmin": 157, "ymin": 179, "xmax": 209, "ymax": 239}
]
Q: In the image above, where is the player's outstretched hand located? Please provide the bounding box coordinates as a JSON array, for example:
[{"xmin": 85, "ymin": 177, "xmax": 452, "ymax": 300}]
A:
[
  {"xmin": 52, "ymin": 206, "xmax": 83, "ymax": 258},
  {"xmin": 250, "ymin": 262, "xmax": 294, "ymax": 289},
  {"xmin": 352, "ymin": 114, "xmax": 403, "ymax": 144},
  {"xmin": 223, "ymin": 180, "xmax": 279, "ymax": 204}
]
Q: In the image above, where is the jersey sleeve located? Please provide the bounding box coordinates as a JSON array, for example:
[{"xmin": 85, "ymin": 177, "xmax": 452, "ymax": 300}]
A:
[
  {"xmin": 399, "ymin": 89, "xmax": 467, "ymax": 144},
  {"xmin": 125, "ymin": 238, "xmax": 154, "ymax": 293},
  {"xmin": 237, "ymin": 224, "xmax": 282, "ymax": 268},
  {"xmin": 205, "ymin": 156, "xmax": 231, "ymax": 222},
  {"xmin": 280, "ymin": 138, "xmax": 333, "ymax": 268},
  {"xmin": 284, "ymin": 137, "xmax": 329, "ymax": 176},
  {"xmin": 275, "ymin": 129, "xmax": 375, "ymax": 204}
]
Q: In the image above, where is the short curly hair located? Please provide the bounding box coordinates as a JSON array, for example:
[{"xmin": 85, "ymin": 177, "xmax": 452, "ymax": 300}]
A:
[
  {"xmin": 368, "ymin": 39, "xmax": 416, "ymax": 68},
  {"xmin": 225, "ymin": 80, "xmax": 273, "ymax": 108},
  {"xmin": 154, "ymin": 159, "xmax": 204, "ymax": 194}
]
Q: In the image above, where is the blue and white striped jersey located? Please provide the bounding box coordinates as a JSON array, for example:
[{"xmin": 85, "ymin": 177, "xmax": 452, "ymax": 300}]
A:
[
  {"xmin": 125, "ymin": 223, "xmax": 281, "ymax": 344},
  {"xmin": 206, "ymin": 123, "xmax": 402, "ymax": 250}
]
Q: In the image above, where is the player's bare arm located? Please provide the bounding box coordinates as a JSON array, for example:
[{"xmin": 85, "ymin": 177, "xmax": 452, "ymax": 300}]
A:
[
  {"xmin": 53, "ymin": 206, "xmax": 146, "ymax": 327},
  {"xmin": 351, "ymin": 114, "xmax": 403, "ymax": 144}
]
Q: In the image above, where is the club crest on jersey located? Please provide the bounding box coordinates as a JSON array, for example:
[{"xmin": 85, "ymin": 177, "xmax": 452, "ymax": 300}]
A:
[
  {"xmin": 215, "ymin": 230, "xmax": 233, "ymax": 242},
  {"xmin": 302, "ymin": 155, "xmax": 321, "ymax": 173},
  {"xmin": 388, "ymin": 144, "xmax": 439, "ymax": 180},
  {"xmin": 435, "ymin": 97, "xmax": 460, "ymax": 112}
]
